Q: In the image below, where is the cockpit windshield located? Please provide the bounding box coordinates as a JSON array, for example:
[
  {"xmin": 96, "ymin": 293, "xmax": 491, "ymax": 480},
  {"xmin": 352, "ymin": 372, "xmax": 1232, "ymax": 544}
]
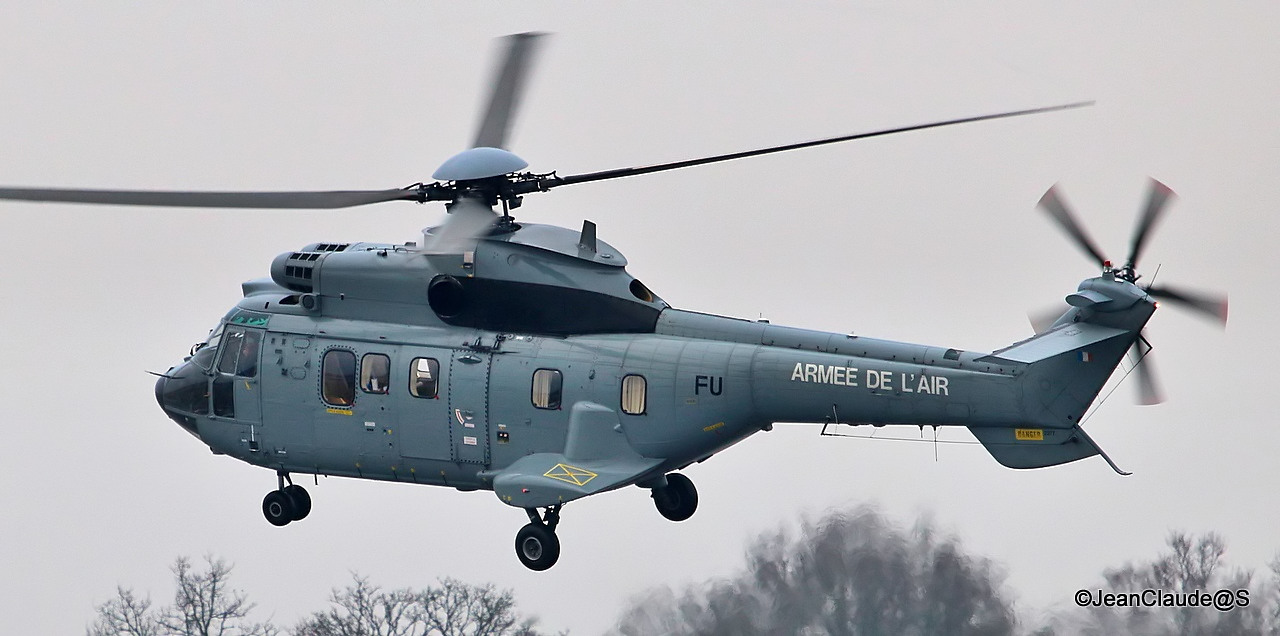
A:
[{"xmin": 190, "ymin": 322, "xmax": 226, "ymax": 371}]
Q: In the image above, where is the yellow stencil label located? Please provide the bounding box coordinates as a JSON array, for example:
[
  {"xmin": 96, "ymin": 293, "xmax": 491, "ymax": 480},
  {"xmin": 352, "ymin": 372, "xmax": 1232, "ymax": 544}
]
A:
[{"xmin": 1015, "ymin": 428, "xmax": 1044, "ymax": 441}]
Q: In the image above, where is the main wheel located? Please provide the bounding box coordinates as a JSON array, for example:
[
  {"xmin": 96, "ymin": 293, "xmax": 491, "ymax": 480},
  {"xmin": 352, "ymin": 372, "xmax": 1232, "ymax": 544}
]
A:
[
  {"xmin": 514, "ymin": 523, "xmax": 560, "ymax": 571},
  {"xmin": 283, "ymin": 484, "xmax": 311, "ymax": 521},
  {"xmin": 262, "ymin": 490, "xmax": 295, "ymax": 527},
  {"xmin": 652, "ymin": 473, "xmax": 698, "ymax": 522}
]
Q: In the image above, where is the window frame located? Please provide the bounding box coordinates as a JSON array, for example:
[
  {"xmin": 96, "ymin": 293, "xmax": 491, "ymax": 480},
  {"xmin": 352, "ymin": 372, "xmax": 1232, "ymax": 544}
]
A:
[
  {"xmin": 320, "ymin": 348, "xmax": 358, "ymax": 407},
  {"xmin": 408, "ymin": 357, "xmax": 441, "ymax": 399},
  {"xmin": 531, "ymin": 368, "xmax": 563, "ymax": 410},
  {"xmin": 215, "ymin": 327, "xmax": 261, "ymax": 378},
  {"xmin": 359, "ymin": 353, "xmax": 391, "ymax": 395},
  {"xmin": 620, "ymin": 374, "xmax": 647, "ymax": 415}
]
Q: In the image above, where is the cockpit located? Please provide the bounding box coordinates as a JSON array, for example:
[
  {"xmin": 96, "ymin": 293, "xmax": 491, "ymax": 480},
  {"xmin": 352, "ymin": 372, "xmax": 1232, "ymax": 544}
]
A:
[{"xmin": 155, "ymin": 321, "xmax": 247, "ymax": 438}]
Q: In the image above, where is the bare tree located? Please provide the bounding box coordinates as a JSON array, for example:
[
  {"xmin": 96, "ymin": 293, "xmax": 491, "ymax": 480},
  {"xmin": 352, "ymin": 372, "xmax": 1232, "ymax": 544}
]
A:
[
  {"xmin": 89, "ymin": 587, "xmax": 159, "ymax": 636},
  {"xmin": 612, "ymin": 505, "xmax": 1017, "ymax": 636},
  {"xmin": 89, "ymin": 556, "xmax": 277, "ymax": 636},
  {"xmin": 1048, "ymin": 532, "xmax": 1280, "ymax": 636},
  {"xmin": 293, "ymin": 574, "xmax": 552, "ymax": 636}
]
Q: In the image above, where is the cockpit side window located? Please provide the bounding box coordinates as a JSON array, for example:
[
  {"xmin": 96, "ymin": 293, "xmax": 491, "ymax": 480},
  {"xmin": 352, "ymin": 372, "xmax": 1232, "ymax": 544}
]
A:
[
  {"xmin": 322, "ymin": 349, "xmax": 357, "ymax": 407},
  {"xmin": 360, "ymin": 353, "xmax": 390, "ymax": 394},
  {"xmin": 216, "ymin": 330, "xmax": 241, "ymax": 374},
  {"xmin": 216, "ymin": 328, "xmax": 262, "ymax": 378}
]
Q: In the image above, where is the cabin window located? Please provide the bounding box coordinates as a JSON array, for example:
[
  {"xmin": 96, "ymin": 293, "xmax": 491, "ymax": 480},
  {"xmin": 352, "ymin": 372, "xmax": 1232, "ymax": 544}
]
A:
[
  {"xmin": 621, "ymin": 374, "xmax": 647, "ymax": 415},
  {"xmin": 531, "ymin": 369, "xmax": 563, "ymax": 410},
  {"xmin": 216, "ymin": 328, "xmax": 261, "ymax": 378},
  {"xmin": 360, "ymin": 353, "xmax": 390, "ymax": 394},
  {"xmin": 409, "ymin": 357, "xmax": 440, "ymax": 399},
  {"xmin": 321, "ymin": 349, "xmax": 357, "ymax": 406}
]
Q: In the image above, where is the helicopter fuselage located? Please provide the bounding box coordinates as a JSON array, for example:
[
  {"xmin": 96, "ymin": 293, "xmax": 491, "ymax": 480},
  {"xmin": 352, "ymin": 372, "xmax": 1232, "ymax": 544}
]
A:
[
  {"xmin": 156, "ymin": 224, "xmax": 1153, "ymax": 498},
  {"xmin": 147, "ymin": 215, "xmax": 1167, "ymax": 571}
]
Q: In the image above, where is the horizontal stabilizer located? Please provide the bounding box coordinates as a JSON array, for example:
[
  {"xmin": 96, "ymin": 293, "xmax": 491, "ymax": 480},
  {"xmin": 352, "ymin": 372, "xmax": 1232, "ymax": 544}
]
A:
[{"xmin": 969, "ymin": 425, "xmax": 1129, "ymax": 474}]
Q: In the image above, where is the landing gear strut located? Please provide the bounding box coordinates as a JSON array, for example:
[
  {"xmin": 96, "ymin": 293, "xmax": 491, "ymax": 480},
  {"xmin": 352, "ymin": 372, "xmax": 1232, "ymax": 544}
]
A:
[
  {"xmin": 514, "ymin": 505, "xmax": 561, "ymax": 571},
  {"xmin": 262, "ymin": 472, "xmax": 311, "ymax": 527},
  {"xmin": 652, "ymin": 472, "xmax": 698, "ymax": 522}
]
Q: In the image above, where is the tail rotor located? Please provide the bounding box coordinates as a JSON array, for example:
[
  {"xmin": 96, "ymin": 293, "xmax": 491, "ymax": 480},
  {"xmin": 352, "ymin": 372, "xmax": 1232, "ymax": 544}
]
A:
[{"xmin": 1035, "ymin": 179, "xmax": 1227, "ymax": 405}]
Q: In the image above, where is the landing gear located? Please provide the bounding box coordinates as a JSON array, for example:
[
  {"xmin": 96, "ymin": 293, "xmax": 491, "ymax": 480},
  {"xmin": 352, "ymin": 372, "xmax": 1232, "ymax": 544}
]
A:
[
  {"xmin": 262, "ymin": 490, "xmax": 295, "ymax": 526},
  {"xmin": 262, "ymin": 472, "xmax": 311, "ymax": 527},
  {"xmin": 514, "ymin": 505, "xmax": 561, "ymax": 571},
  {"xmin": 652, "ymin": 472, "xmax": 698, "ymax": 522},
  {"xmin": 283, "ymin": 484, "xmax": 311, "ymax": 520}
]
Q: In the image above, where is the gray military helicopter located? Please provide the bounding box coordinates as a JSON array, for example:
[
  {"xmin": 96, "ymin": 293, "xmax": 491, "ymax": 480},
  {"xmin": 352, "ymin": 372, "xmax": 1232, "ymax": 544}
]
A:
[{"xmin": 0, "ymin": 34, "xmax": 1226, "ymax": 571}]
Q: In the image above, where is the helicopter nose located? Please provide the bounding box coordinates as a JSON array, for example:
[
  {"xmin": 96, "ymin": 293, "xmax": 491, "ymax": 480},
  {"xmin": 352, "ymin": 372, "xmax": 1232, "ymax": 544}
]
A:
[{"xmin": 155, "ymin": 361, "xmax": 205, "ymax": 440}]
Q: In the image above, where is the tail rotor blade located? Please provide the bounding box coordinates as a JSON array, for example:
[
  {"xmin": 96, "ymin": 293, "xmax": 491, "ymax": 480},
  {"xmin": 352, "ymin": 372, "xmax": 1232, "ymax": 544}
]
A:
[
  {"xmin": 1125, "ymin": 178, "xmax": 1175, "ymax": 270},
  {"xmin": 1130, "ymin": 334, "xmax": 1165, "ymax": 405},
  {"xmin": 472, "ymin": 32, "xmax": 545, "ymax": 150},
  {"xmin": 1037, "ymin": 185, "xmax": 1109, "ymax": 267},
  {"xmin": 1147, "ymin": 284, "xmax": 1228, "ymax": 326}
]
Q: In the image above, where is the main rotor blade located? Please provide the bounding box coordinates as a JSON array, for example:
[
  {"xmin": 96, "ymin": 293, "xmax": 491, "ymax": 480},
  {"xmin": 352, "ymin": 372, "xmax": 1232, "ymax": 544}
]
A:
[
  {"xmin": 1037, "ymin": 184, "xmax": 1109, "ymax": 267},
  {"xmin": 0, "ymin": 186, "xmax": 417, "ymax": 209},
  {"xmin": 542, "ymin": 102, "xmax": 1092, "ymax": 190},
  {"xmin": 1129, "ymin": 333, "xmax": 1164, "ymax": 405},
  {"xmin": 421, "ymin": 196, "xmax": 498, "ymax": 254},
  {"xmin": 1028, "ymin": 303, "xmax": 1070, "ymax": 334},
  {"xmin": 472, "ymin": 32, "xmax": 545, "ymax": 150},
  {"xmin": 1125, "ymin": 178, "xmax": 1175, "ymax": 270},
  {"xmin": 1147, "ymin": 284, "xmax": 1229, "ymax": 326}
]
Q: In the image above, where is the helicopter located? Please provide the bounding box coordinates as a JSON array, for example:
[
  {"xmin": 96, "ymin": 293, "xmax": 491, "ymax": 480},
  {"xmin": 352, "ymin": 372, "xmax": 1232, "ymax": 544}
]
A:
[{"xmin": 0, "ymin": 33, "xmax": 1227, "ymax": 571}]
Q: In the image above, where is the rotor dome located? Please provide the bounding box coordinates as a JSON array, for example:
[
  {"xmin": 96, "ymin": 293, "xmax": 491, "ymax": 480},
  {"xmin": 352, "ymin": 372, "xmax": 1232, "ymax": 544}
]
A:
[{"xmin": 432, "ymin": 147, "xmax": 529, "ymax": 181}]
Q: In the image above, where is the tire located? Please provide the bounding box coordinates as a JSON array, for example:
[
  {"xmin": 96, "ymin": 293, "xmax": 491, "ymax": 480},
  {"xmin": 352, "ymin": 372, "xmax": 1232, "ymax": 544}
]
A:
[
  {"xmin": 653, "ymin": 473, "xmax": 698, "ymax": 522},
  {"xmin": 262, "ymin": 490, "xmax": 295, "ymax": 527},
  {"xmin": 283, "ymin": 484, "xmax": 311, "ymax": 521},
  {"xmin": 514, "ymin": 523, "xmax": 561, "ymax": 571}
]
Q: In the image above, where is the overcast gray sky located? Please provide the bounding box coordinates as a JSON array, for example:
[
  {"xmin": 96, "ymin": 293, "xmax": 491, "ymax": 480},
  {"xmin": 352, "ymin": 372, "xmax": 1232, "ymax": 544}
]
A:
[{"xmin": 1, "ymin": 3, "xmax": 1276, "ymax": 634}]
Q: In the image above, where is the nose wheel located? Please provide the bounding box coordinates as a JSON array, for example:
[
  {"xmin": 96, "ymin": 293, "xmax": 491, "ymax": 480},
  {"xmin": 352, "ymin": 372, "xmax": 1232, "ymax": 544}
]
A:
[
  {"xmin": 514, "ymin": 505, "xmax": 561, "ymax": 571},
  {"xmin": 262, "ymin": 472, "xmax": 311, "ymax": 527},
  {"xmin": 651, "ymin": 472, "xmax": 698, "ymax": 522}
]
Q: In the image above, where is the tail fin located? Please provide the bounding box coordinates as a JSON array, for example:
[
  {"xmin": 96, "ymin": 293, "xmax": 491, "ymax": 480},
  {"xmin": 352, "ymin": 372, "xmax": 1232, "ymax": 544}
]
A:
[
  {"xmin": 968, "ymin": 277, "xmax": 1156, "ymax": 472},
  {"xmin": 986, "ymin": 320, "xmax": 1136, "ymax": 426}
]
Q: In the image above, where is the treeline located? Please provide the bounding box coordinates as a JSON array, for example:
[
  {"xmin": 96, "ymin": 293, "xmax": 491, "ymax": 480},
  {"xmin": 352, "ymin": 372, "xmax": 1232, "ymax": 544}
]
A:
[
  {"xmin": 611, "ymin": 506, "xmax": 1280, "ymax": 636},
  {"xmin": 88, "ymin": 506, "xmax": 1280, "ymax": 635},
  {"xmin": 88, "ymin": 559, "xmax": 556, "ymax": 636}
]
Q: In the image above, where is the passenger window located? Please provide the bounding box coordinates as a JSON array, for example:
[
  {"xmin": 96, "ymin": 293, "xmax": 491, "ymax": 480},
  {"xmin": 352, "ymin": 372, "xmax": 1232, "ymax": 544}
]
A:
[
  {"xmin": 409, "ymin": 357, "xmax": 440, "ymax": 399},
  {"xmin": 621, "ymin": 374, "xmax": 647, "ymax": 415},
  {"xmin": 531, "ymin": 369, "xmax": 563, "ymax": 410},
  {"xmin": 360, "ymin": 353, "xmax": 390, "ymax": 394},
  {"xmin": 322, "ymin": 350, "xmax": 357, "ymax": 406},
  {"xmin": 215, "ymin": 328, "xmax": 261, "ymax": 378}
]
